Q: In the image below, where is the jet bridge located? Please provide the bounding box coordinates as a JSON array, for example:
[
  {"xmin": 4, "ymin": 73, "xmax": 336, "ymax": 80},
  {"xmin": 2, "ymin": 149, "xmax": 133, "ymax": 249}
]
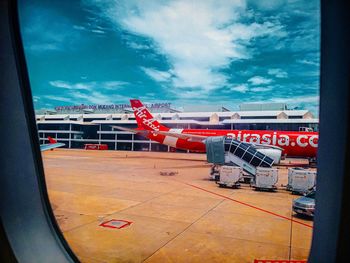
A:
[{"xmin": 206, "ymin": 136, "xmax": 274, "ymax": 176}]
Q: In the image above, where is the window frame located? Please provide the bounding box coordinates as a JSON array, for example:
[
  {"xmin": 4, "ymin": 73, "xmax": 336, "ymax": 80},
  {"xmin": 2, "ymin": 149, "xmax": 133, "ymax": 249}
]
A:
[
  {"xmin": 0, "ymin": 1, "xmax": 78, "ymax": 262},
  {"xmin": 0, "ymin": 0, "xmax": 349, "ymax": 262}
]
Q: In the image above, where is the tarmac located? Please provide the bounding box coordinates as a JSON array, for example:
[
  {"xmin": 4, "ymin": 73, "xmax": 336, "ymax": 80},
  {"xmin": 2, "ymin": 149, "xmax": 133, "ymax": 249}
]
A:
[{"xmin": 42, "ymin": 149, "xmax": 314, "ymax": 263}]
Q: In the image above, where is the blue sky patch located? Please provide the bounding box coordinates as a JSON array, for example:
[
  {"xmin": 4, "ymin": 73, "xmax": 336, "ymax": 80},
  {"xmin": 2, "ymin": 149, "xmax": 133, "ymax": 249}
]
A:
[{"xmin": 19, "ymin": 0, "xmax": 320, "ymax": 115}]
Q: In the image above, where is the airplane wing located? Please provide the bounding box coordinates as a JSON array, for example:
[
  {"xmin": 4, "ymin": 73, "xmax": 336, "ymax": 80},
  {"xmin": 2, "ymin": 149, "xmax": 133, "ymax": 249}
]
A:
[
  {"xmin": 113, "ymin": 125, "xmax": 284, "ymax": 148},
  {"xmin": 40, "ymin": 143, "xmax": 65, "ymax": 152},
  {"xmin": 112, "ymin": 125, "xmax": 283, "ymax": 162},
  {"xmin": 251, "ymin": 143, "xmax": 284, "ymax": 151},
  {"xmin": 150, "ymin": 130, "xmax": 207, "ymax": 142},
  {"xmin": 153, "ymin": 131, "xmax": 285, "ymax": 150},
  {"xmin": 40, "ymin": 136, "xmax": 65, "ymax": 152},
  {"xmin": 112, "ymin": 125, "xmax": 206, "ymax": 142},
  {"xmin": 152, "ymin": 131, "xmax": 283, "ymax": 163},
  {"xmin": 111, "ymin": 126, "xmax": 150, "ymax": 137}
]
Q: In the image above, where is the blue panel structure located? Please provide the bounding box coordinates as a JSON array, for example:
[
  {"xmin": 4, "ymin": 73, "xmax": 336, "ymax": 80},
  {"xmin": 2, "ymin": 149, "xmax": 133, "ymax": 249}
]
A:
[
  {"xmin": 223, "ymin": 138, "xmax": 274, "ymax": 167},
  {"xmin": 205, "ymin": 136, "xmax": 225, "ymax": 164}
]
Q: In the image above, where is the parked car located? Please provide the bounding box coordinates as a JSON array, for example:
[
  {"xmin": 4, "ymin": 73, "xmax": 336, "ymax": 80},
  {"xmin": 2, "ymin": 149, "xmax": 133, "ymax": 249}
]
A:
[{"xmin": 292, "ymin": 189, "xmax": 316, "ymax": 217}]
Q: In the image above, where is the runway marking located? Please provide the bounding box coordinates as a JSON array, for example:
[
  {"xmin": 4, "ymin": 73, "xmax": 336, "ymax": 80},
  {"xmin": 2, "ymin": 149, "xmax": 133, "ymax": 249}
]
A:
[
  {"xmin": 178, "ymin": 181, "xmax": 313, "ymax": 229},
  {"xmin": 99, "ymin": 219, "xmax": 132, "ymax": 229},
  {"xmin": 48, "ymin": 156, "xmax": 91, "ymax": 160},
  {"xmin": 141, "ymin": 197, "xmax": 225, "ymax": 262}
]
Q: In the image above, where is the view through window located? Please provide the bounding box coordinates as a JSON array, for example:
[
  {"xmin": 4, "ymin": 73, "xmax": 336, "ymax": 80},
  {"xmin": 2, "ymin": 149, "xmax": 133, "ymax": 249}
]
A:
[{"xmin": 19, "ymin": 0, "xmax": 320, "ymax": 262}]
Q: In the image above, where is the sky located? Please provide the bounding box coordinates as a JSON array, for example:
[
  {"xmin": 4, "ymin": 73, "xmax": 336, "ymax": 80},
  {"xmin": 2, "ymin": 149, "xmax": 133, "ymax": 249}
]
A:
[{"xmin": 19, "ymin": 0, "xmax": 320, "ymax": 115}]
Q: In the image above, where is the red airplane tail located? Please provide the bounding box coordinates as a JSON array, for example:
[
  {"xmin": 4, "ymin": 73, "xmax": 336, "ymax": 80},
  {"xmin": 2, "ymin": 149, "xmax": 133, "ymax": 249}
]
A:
[
  {"xmin": 47, "ymin": 136, "xmax": 57, "ymax": 144},
  {"xmin": 130, "ymin": 99, "xmax": 169, "ymax": 132}
]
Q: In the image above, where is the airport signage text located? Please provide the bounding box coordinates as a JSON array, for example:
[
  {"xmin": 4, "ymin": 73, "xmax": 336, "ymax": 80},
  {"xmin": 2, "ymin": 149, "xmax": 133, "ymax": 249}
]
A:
[{"xmin": 54, "ymin": 102, "xmax": 171, "ymax": 112}]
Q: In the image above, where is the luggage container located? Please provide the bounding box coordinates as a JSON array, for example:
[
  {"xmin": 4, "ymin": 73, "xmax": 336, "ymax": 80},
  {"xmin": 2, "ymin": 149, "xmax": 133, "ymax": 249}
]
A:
[
  {"xmin": 217, "ymin": 165, "xmax": 242, "ymax": 188},
  {"xmin": 252, "ymin": 167, "xmax": 278, "ymax": 191},
  {"xmin": 287, "ymin": 167, "xmax": 304, "ymax": 190},
  {"xmin": 287, "ymin": 167, "xmax": 316, "ymax": 194}
]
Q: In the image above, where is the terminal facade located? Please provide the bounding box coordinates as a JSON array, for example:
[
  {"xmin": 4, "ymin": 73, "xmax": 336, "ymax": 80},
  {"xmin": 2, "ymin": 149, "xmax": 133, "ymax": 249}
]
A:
[{"xmin": 36, "ymin": 102, "xmax": 318, "ymax": 152}]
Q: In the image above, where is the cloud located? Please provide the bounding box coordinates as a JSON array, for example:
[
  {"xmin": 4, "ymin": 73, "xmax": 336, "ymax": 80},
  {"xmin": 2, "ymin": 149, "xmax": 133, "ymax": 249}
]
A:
[
  {"xmin": 250, "ymin": 86, "xmax": 273, "ymax": 92},
  {"xmin": 230, "ymin": 84, "xmax": 249, "ymax": 93},
  {"xmin": 91, "ymin": 29, "xmax": 105, "ymax": 34},
  {"xmin": 49, "ymin": 80, "xmax": 92, "ymax": 90},
  {"xmin": 49, "ymin": 80, "xmax": 128, "ymax": 90},
  {"xmin": 267, "ymin": 68, "xmax": 288, "ymax": 78},
  {"xmin": 140, "ymin": 67, "xmax": 172, "ymax": 82},
  {"xmin": 170, "ymin": 90, "xmax": 209, "ymax": 100},
  {"xmin": 248, "ymin": 0, "xmax": 286, "ymax": 11},
  {"xmin": 128, "ymin": 42, "xmax": 151, "ymax": 50},
  {"xmin": 270, "ymin": 95, "xmax": 319, "ymax": 104},
  {"xmin": 86, "ymin": 0, "xmax": 286, "ymax": 92},
  {"xmin": 298, "ymin": 70, "xmax": 319, "ymax": 77},
  {"xmin": 73, "ymin": 24, "xmax": 108, "ymax": 35},
  {"xmin": 69, "ymin": 91, "xmax": 113, "ymax": 104},
  {"xmin": 287, "ymin": 3, "xmax": 320, "ymax": 53},
  {"xmin": 44, "ymin": 91, "xmax": 130, "ymax": 105},
  {"xmin": 297, "ymin": 59, "xmax": 319, "ymax": 66},
  {"xmin": 45, "ymin": 80, "xmax": 130, "ymax": 105},
  {"xmin": 248, "ymin": 76, "xmax": 273, "ymax": 85},
  {"xmin": 84, "ymin": 17, "xmax": 114, "ymax": 35},
  {"xmin": 102, "ymin": 81, "xmax": 129, "ymax": 89},
  {"xmin": 73, "ymin": 25, "xmax": 86, "ymax": 30},
  {"xmin": 43, "ymin": 95, "xmax": 76, "ymax": 103}
]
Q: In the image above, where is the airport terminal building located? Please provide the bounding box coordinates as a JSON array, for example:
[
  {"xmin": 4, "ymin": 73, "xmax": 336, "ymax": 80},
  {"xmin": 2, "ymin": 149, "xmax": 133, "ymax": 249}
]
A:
[{"xmin": 36, "ymin": 102, "xmax": 319, "ymax": 152}]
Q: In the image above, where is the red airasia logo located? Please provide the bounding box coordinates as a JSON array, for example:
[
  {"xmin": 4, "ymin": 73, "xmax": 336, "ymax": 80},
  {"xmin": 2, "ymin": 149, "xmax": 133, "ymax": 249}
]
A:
[
  {"xmin": 133, "ymin": 106, "xmax": 160, "ymax": 132},
  {"xmin": 226, "ymin": 132, "xmax": 318, "ymax": 148}
]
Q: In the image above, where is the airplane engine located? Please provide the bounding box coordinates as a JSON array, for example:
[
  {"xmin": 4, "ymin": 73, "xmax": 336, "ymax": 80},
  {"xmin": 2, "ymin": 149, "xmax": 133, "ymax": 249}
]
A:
[{"xmin": 256, "ymin": 148, "xmax": 283, "ymax": 164}]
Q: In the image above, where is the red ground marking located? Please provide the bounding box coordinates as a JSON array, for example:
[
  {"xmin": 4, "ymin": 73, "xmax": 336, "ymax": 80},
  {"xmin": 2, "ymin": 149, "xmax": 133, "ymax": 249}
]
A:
[
  {"xmin": 179, "ymin": 181, "xmax": 313, "ymax": 229},
  {"xmin": 99, "ymin": 219, "xmax": 132, "ymax": 229},
  {"xmin": 254, "ymin": 260, "xmax": 307, "ymax": 263}
]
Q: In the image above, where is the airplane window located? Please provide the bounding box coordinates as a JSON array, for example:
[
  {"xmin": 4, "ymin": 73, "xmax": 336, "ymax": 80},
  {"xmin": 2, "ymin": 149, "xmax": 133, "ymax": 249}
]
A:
[{"xmin": 18, "ymin": 0, "xmax": 319, "ymax": 262}]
